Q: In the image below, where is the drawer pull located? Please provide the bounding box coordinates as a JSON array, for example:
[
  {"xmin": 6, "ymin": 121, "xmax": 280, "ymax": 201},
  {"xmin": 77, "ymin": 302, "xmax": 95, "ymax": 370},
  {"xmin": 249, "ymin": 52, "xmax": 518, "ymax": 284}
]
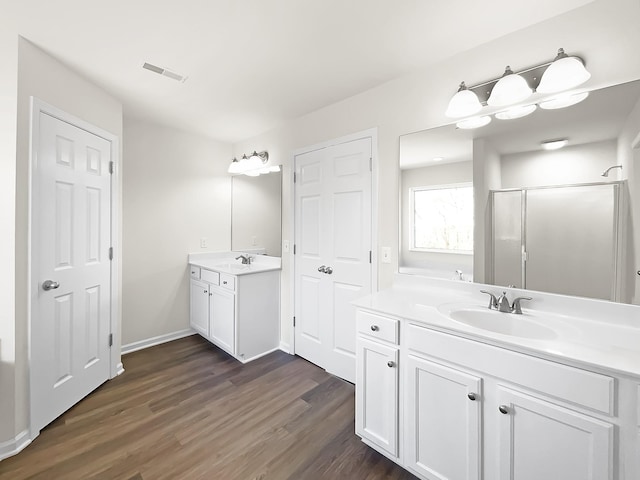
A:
[
  {"xmin": 467, "ymin": 393, "xmax": 477, "ymax": 401},
  {"xmin": 370, "ymin": 325, "xmax": 380, "ymax": 332},
  {"xmin": 223, "ymin": 281, "xmax": 228, "ymax": 285},
  {"xmin": 498, "ymin": 405, "xmax": 509, "ymax": 415},
  {"xmin": 387, "ymin": 361, "xmax": 395, "ymax": 368}
]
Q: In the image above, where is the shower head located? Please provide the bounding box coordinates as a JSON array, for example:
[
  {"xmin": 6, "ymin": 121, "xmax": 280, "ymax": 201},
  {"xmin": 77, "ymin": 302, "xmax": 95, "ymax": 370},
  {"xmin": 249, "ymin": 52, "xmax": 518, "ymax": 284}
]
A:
[{"xmin": 601, "ymin": 165, "xmax": 622, "ymax": 177}]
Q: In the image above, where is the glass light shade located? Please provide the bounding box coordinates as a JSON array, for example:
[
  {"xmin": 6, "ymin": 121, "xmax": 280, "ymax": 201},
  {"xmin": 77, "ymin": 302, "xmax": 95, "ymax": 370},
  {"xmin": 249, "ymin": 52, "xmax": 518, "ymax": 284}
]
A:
[
  {"xmin": 487, "ymin": 68, "xmax": 532, "ymax": 107},
  {"xmin": 246, "ymin": 153, "xmax": 264, "ymax": 171},
  {"xmin": 244, "ymin": 170, "xmax": 261, "ymax": 177},
  {"xmin": 456, "ymin": 116, "xmax": 491, "ymax": 130},
  {"xmin": 445, "ymin": 87, "xmax": 482, "ymax": 118},
  {"xmin": 228, "ymin": 158, "xmax": 242, "ymax": 174},
  {"xmin": 495, "ymin": 104, "xmax": 537, "ymax": 120},
  {"xmin": 537, "ymin": 55, "xmax": 591, "ymax": 94},
  {"xmin": 539, "ymin": 91, "xmax": 589, "ymax": 110}
]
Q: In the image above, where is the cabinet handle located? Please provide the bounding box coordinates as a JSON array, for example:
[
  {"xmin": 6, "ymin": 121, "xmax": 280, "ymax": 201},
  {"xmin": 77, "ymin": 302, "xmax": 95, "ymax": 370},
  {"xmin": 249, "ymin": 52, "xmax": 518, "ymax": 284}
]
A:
[
  {"xmin": 467, "ymin": 393, "xmax": 477, "ymax": 401},
  {"xmin": 325, "ymin": 266, "xmax": 333, "ymax": 275},
  {"xmin": 498, "ymin": 405, "xmax": 509, "ymax": 415},
  {"xmin": 223, "ymin": 281, "xmax": 227, "ymax": 285},
  {"xmin": 318, "ymin": 265, "xmax": 327, "ymax": 273},
  {"xmin": 370, "ymin": 325, "xmax": 379, "ymax": 332},
  {"xmin": 387, "ymin": 361, "xmax": 395, "ymax": 368},
  {"xmin": 204, "ymin": 290, "xmax": 208, "ymax": 294}
]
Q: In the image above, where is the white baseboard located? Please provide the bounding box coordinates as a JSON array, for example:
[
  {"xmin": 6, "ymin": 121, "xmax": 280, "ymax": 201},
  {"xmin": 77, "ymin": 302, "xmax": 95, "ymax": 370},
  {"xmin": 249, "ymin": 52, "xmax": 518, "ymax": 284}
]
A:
[
  {"xmin": 0, "ymin": 429, "xmax": 31, "ymax": 462},
  {"xmin": 115, "ymin": 362, "xmax": 125, "ymax": 376},
  {"xmin": 279, "ymin": 340, "xmax": 292, "ymax": 354},
  {"xmin": 121, "ymin": 329, "xmax": 195, "ymax": 355}
]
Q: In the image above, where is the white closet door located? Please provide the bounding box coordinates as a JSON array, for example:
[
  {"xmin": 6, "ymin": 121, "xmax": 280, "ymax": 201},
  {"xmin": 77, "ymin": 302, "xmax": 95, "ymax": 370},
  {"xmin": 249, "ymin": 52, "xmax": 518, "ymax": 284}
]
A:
[
  {"xmin": 294, "ymin": 137, "xmax": 372, "ymax": 383},
  {"xmin": 32, "ymin": 112, "xmax": 112, "ymax": 432}
]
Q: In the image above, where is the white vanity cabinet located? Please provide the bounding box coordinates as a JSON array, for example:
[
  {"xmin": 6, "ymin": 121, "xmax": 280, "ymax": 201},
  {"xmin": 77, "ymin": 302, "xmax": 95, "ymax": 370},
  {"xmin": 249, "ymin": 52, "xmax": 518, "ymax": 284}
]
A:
[
  {"xmin": 189, "ymin": 264, "xmax": 280, "ymax": 363},
  {"xmin": 354, "ymin": 306, "xmax": 632, "ymax": 480},
  {"xmin": 355, "ymin": 311, "xmax": 400, "ymax": 458}
]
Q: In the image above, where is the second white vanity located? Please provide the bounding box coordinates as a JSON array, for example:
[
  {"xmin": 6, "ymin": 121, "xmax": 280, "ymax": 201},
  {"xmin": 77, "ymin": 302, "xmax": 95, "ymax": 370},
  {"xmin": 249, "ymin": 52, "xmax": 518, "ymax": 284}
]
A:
[
  {"xmin": 188, "ymin": 252, "xmax": 280, "ymax": 363},
  {"xmin": 354, "ymin": 275, "xmax": 640, "ymax": 480}
]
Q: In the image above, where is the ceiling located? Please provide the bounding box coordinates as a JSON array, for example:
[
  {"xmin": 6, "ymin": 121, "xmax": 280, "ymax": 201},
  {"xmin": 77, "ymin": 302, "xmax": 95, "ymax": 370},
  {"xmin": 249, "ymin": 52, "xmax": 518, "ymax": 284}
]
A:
[{"xmin": 5, "ymin": 0, "xmax": 596, "ymax": 143}]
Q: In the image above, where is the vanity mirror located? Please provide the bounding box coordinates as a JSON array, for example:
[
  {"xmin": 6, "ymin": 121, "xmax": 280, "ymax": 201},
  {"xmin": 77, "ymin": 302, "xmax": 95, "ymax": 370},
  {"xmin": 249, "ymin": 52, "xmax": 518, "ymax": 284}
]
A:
[
  {"xmin": 399, "ymin": 79, "xmax": 640, "ymax": 304},
  {"xmin": 231, "ymin": 171, "xmax": 282, "ymax": 256}
]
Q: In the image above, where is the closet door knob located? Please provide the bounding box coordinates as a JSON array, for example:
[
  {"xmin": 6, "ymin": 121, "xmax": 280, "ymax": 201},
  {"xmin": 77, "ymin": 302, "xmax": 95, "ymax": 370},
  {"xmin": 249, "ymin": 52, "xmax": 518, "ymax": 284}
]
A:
[
  {"xmin": 498, "ymin": 405, "xmax": 509, "ymax": 415},
  {"xmin": 370, "ymin": 325, "xmax": 379, "ymax": 332},
  {"xmin": 318, "ymin": 265, "xmax": 327, "ymax": 273},
  {"xmin": 387, "ymin": 361, "xmax": 395, "ymax": 368},
  {"xmin": 467, "ymin": 393, "xmax": 477, "ymax": 401},
  {"xmin": 325, "ymin": 266, "xmax": 333, "ymax": 275}
]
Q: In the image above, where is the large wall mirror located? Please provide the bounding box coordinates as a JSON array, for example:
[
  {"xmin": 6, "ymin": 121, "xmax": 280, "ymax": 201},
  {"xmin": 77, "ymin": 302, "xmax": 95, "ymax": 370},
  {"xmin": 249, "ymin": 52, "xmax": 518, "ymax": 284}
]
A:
[
  {"xmin": 231, "ymin": 171, "xmax": 282, "ymax": 256},
  {"xmin": 399, "ymin": 79, "xmax": 640, "ymax": 304}
]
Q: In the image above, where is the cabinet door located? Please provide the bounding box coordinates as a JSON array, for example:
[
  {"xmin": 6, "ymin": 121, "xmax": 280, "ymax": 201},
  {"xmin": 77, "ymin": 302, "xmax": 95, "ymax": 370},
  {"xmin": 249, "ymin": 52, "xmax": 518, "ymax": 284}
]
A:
[
  {"xmin": 405, "ymin": 355, "xmax": 481, "ymax": 480},
  {"xmin": 497, "ymin": 387, "xmax": 613, "ymax": 480},
  {"xmin": 210, "ymin": 286, "xmax": 235, "ymax": 355},
  {"xmin": 190, "ymin": 279, "xmax": 209, "ymax": 337},
  {"xmin": 356, "ymin": 337, "xmax": 398, "ymax": 457}
]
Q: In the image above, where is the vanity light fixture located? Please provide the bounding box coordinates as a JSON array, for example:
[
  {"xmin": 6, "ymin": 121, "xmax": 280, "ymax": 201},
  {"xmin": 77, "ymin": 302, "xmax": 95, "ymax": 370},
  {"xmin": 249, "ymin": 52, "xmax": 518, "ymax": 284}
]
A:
[
  {"xmin": 539, "ymin": 91, "xmax": 589, "ymax": 110},
  {"xmin": 456, "ymin": 116, "xmax": 491, "ymax": 130},
  {"xmin": 536, "ymin": 48, "xmax": 591, "ymax": 94},
  {"xmin": 487, "ymin": 66, "xmax": 533, "ymax": 107},
  {"xmin": 227, "ymin": 150, "xmax": 274, "ymax": 176},
  {"xmin": 495, "ymin": 104, "xmax": 537, "ymax": 120},
  {"xmin": 445, "ymin": 47, "xmax": 591, "ymax": 121},
  {"xmin": 541, "ymin": 139, "xmax": 569, "ymax": 151}
]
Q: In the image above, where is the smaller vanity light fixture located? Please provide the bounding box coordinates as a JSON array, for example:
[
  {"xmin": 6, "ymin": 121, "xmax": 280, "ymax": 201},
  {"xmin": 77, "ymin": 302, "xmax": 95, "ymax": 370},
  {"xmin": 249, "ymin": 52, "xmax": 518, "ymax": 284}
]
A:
[
  {"xmin": 495, "ymin": 104, "xmax": 537, "ymax": 120},
  {"xmin": 538, "ymin": 91, "xmax": 589, "ymax": 110},
  {"xmin": 228, "ymin": 150, "xmax": 280, "ymax": 176},
  {"xmin": 541, "ymin": 138, "xmax": 569, "ymax": 151}
]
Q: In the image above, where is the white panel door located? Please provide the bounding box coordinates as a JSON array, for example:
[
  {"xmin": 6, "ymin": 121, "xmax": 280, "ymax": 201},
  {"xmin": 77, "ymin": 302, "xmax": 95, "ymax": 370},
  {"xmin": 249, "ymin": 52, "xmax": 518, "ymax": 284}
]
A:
[
  {"xmin": 33, "ymin": 112, "xmax": 112, "ymax": 432},
  {"xmin": 405, "ymin": 355, "xmax": 481, "ymax": 480},
  {"xmin": 190, "ymin": 279, "xmax": 209, "ymax": 337},
  {"xmin": 294, "ymin": 137, "xmax": 372, "ymax": 383},
  {"xmin": 497, "ymin": 387, "xmax": 613, "ymax": 480}
]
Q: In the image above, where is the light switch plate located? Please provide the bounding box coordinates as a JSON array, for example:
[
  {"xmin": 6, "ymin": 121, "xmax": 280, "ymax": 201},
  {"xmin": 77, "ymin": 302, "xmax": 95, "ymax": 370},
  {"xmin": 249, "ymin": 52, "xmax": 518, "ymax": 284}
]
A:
[{"xmin": 200, "ymin": 237, "xmax": 208, "ymax": 249}]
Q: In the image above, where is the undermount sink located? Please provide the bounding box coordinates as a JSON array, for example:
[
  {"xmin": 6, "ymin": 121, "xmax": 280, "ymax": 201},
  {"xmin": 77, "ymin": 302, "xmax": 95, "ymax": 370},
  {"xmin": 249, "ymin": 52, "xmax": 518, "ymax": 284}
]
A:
[
  {"xmin": 213, "ymin": 263, "xmax": 250, "ymax": 272},
  {"xmin": 437, "ymin": 303, "xmax": 558, "ymax": 340}
]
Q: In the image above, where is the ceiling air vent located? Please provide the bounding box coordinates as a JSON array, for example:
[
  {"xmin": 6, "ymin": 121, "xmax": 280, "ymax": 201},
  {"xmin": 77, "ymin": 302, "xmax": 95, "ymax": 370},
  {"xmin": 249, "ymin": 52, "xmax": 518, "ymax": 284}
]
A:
[{"xmin": 142, "ymin": 62, "xmax": 188, "ymax": 83}]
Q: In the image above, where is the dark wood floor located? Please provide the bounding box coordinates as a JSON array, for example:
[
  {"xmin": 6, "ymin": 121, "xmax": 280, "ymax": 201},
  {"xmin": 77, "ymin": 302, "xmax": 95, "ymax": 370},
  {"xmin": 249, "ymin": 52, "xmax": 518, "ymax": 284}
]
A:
[{"xmin": 0, "ymin": 335, "xmax": 417, "ymax": 479}]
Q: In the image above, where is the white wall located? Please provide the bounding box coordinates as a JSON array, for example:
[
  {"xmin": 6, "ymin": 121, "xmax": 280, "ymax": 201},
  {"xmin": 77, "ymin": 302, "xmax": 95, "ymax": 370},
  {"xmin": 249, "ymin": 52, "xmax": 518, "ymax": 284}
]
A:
[
  {"xmin": 400, "ymin": 161, "xmax": 473, "ymax": 279},
  {"xmin": 500, "ymin": 140, "xmax": 617, "ymax": 188},
  {"xmin": 122, "ymin": 117, "xmax": 232, "ymax": 345},
  {"xmin": 0, "ymin": 31, "xmax": 18, "ymax": 446},
  {"xmin": 232, "ymin": 0, "xmax": 640, "ymax": 349}
]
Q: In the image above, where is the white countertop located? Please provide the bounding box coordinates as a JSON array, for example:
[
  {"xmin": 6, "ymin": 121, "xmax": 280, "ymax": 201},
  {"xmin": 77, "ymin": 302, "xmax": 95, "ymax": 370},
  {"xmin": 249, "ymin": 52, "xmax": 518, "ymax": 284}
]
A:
[
  {"xmin": 188, "ymin": 251, "xmax": 281, "ymax": 276},
  {"xmin": 354, "ymin": 275, "xmax": 640, "ymax": 378}
]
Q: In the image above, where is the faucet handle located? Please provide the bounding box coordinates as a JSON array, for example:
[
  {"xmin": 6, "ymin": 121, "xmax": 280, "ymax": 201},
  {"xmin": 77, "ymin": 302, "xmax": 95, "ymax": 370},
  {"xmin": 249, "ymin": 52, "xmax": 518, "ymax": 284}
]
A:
[
  {"xmin": 480, "ymin": 290, "xmax": 498, "ymax": 310},
  {"xmin": 511, "ymin": 296, "xmax": 532, "ymax": 314}
]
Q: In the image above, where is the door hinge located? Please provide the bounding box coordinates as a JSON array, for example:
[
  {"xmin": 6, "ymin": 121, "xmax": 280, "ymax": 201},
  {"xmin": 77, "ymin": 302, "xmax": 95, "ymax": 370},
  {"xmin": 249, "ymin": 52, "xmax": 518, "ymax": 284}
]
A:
[
  {"xmin": 293, "ymin": 244, "xmax": 296, "ymax": 255},
  {"xmin": 369, "ymin": 250, "xmax": 372, "ymax": 264},
  {"xmin": 109, "ymin": 161, "xmax": 114, "ymax": 175},
  {"xmin": 293, "ymin": 171, "xmax": 297, "ymax": 183},
  {"xmin": 293, "ymin": 316, "xmax": 296, "ymax": 327},
  {"xmin": 369, "ymin": 157, "xmax": 372, "ymax": 172},
  {"xmin": 108, "ymin": 333, "xmax": 113, "ymax": 347},
  {"xmin": 108, "ymin": 247, "xmax": 113, "ymax": 260}
]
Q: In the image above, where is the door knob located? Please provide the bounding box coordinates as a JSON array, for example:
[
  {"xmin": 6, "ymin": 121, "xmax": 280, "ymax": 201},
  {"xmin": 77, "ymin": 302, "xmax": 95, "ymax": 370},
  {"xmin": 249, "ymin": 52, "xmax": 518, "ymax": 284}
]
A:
[
  {"xmin": 42, "ymin": 280, "xmax": 60, "ymax": 291},
  {"xmin": 387, "ymin": 361, "xmax": 395, "ymax": 368},
  {"xmin": 467, "ymin": 392, "xmax": 477, "ymax": 401},
  {"xmin": 325, "ymin": 266, "xmax": 333, "ymax": 275},
  {"xmin": 318, "ymin": 265, "xmax": 327, "ymax": 273},
  {"xmin": 498, "ymin": 405, "xmax": 509, "ymax": 415}
]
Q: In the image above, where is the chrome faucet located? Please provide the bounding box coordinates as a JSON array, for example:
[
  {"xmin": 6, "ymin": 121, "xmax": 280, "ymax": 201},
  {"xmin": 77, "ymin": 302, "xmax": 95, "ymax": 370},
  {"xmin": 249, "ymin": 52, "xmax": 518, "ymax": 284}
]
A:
[
  {"xmin": 235, "ymin": 254, "xmax": 252, "ymax": 265},
  {"xmin": 480, "ymin": 290, "xmax": 532, "ymax": 314}
]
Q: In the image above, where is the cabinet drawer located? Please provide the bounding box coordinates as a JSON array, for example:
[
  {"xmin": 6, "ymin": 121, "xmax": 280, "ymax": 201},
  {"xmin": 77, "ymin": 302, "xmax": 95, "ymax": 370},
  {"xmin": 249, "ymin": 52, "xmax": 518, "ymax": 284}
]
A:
[
  {"xmin": 407, "ymin": 323, "xmax": 615, "ymax": 415},
  {"xmin": 190, "ymin": 266, "xmax": 201, "ymax": 280},
  {"xmin": 201, "ymin": 269, "xmax": 220, "ymax": 285},
  {"xmin": 219, "ymin": 273, "xmax": 235, "ymax": 291},
  {"xmin": 357, "ymin": 310, "xmax": 399, "ymax": 345}
]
